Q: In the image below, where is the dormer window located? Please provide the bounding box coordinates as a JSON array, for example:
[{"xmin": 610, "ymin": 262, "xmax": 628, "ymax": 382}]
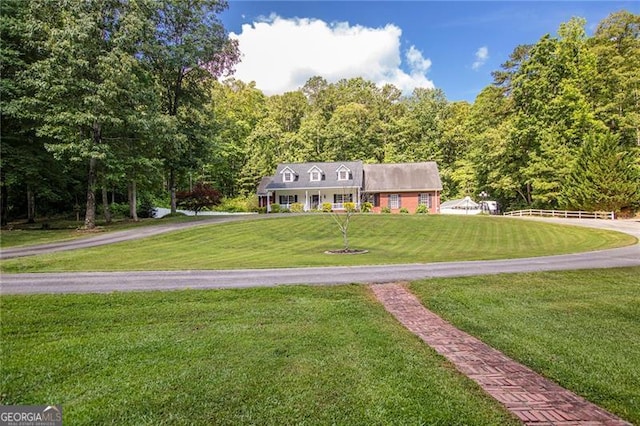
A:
[
  {"xmin": 336, "ymin": 164, "xmax": 351, "ymax": 181},
  {"xmin": 281, "ymin": 166, "xmax": 296, "ymax": 183},
  {"xmin": 308, "ymin": 166, "xmax": 323, "ymax": 182}
]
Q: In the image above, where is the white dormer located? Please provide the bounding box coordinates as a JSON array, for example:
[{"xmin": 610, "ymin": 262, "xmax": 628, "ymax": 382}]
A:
[
  {"xmin": 281, "ymin": 166, "xmax": 296, "ymax": 183},
  {"xmin": 308, "ymin": 165, "xmax": 324, "ymax": 182},
  {"xmin": 336, "ymin": 164, "xmax": 351, "ymax": 181}
]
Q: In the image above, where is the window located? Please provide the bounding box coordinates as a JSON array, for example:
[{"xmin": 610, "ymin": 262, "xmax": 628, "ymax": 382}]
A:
[
  {"xmin": 310, "ymin": 171, "xmax": 321, "ymax": 181},
  {"xmin": 279, "ymin": 195, "xmax": 297, "ymax": 205},
  {"xmin": 419, "ymin": 193, "xmax": 430, "ymax": 207},
  {"xmin": 333, "ymin": 194, "xmax": 353, "ymax": 203},
  {"xmin": 338, "ymin": 170, "xmax": 348, "ymax": 181},
  {"xmin": 389, "ymin": 194, "xmax": 400, "ymax": 209},
  {"xmin": 283, "ymin": 172, "xmax": 294, "ymax": 182}
]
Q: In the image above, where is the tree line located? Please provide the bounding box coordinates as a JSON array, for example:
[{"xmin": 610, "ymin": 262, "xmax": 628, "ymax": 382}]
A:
[{"xmin": 2, "ymin": 5, "xmax": 639, "ymax": 227}]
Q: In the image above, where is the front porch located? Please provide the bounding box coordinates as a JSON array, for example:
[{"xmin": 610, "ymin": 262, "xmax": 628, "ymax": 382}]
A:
[{"xmin": 267, "ymin": 188, "xmax": 360, "ymax": 212}]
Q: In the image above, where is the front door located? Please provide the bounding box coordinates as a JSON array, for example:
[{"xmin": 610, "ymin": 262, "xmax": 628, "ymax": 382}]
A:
[{"xmin": 311, "ymin": 195, "xmax": 320, "ymax": 210}]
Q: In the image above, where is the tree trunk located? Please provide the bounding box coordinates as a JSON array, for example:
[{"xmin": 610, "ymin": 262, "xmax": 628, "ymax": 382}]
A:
[
  {"xmin": 85, "ymin": 157, "xmax": 97, "ymax": 229},
  {"xmin": 128, "ymin": 180, "xmax": 138, "ymax": 221},
  {"xmin": 27, "ymin": 184, "xmax": 35, "ymax": 223},
  {"xmin": 169, "ymin": 168, "xmax": 177, "ymax": 214},
  {"xmin": 0, "ymin": 168, "xmax": 7, "ymax": 226},
  {"xmin": 102, "ymin": 186, "xmax": 111, "ymax": 224},
  {"xmin": 85, "ymin": 122, "xmax": 101, "ymax": 230}
]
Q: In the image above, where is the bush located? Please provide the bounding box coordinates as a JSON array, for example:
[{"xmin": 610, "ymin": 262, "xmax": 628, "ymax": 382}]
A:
[
  {"xmin": 343, "ymin": 202, "xmax": 357, "ymax": 212},
  {"xmin": 322, "ymin": 202, "xmax": 333, "ymax": 213},
  {"xmin": 215, "ymin": 194, "xmax": 260, "ymax": 213},
  {"xmin": 176, "ymin": 183, "xmax": 222, "ymax": 215},
  {"xmin": 270, "ymin": 203, "xmax": 281, "ymax": 213},
  {"xmin": 415, "ymin": 205, "xmax": 429, "ymax": 214},
  {"xmin": 109, "ymin": 202, "xmax": 130, "ymax": 218},
  {"xmin": 290, "ymin": 203, "xmax": 304, "ymax": 213},
  {"xmin": 399, "ymin": 207, "xmax": 409, "ymax": 214},
  {"xmin": 361, "ymin": 202, "xmax": 373, "ymax": 213},
  {"xmin": 381, "ymin": 206, "xmax": 391, "ymax": 214}
]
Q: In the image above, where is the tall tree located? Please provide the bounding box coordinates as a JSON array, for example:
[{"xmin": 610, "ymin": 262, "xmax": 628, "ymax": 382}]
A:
[
  {"xmin": 142, "ymin": 0, "xmax": 239, "ymax": 213},
  {"xmin": 21, "ymin": 0, "xmax": 154, "ymax": 229},
  {"xmin": 562, "ymin": 133, "xmax": 640, "ymax": 212}
]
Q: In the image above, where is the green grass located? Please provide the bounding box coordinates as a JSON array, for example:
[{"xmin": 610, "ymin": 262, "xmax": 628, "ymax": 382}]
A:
[
  {"xmin": 408, "ymin": 267, "xmax": 640, "ymax": 424},
  {"xmin": 1, "ymin": 215, "xmax": 634, "ymax": 273},
  {"xmin": 0, "ymin": 215, "xmax": 217, "ymax": 249},
  {"xmin": 0, "ymin": 286, "xmax": 518, "ymax": 425}
]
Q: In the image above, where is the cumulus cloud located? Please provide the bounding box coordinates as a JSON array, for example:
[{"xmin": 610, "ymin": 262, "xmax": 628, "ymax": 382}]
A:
[
  {"xmin": 472, "ymin": 46, "xmax": 489, "ymax": 70},
  {"xmin": 229, "ymin": 15, "xmax": 434, "ymax": 95}
]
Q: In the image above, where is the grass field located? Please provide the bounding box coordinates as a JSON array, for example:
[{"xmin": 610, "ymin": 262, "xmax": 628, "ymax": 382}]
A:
[
  {"xmin": 0, "ymin": 215, "xmax": 215, "ymax": 249},
  {"xmin": 409, "ymin": 267, "xmax": 640, "ymax": 424},
  {"xmin": 1, "ymin": 215, "xmax": 634, "ymax": 273},
  {"xmin": 0, "ymin": 286, "xmax": 518, "ymax": 425}
]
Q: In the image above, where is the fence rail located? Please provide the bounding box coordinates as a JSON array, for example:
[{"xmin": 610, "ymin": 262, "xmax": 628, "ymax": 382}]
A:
[{"xmin": 503, "ymin": 209, "xmax": 615, "ymax": 220}]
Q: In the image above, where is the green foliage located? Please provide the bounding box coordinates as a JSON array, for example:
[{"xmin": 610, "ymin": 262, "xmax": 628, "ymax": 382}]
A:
[
  {"xmin": 270, "ymin": 203, "xmax": 281, "ymax": 213},
  {"xmin": 415, "ymin": 205, "xmax": 429, "ymax": 214},
  {"xmin": 561, "ymin": 133, "xmax": 640, "ymax": 212},
  {"xmin": 399, "ymin": 207, "xmax": 410, "ymax": 214},
  {"xmin": 381, "ymin": 206, "xmax": 391, "ymax": 214},
  {"xmin": 361, "ymin": 202, "xmax": 373, "ymax": 213},
  {"xmin": 216, "ymin": 194, "xmax": 259, "ymax": 212},
  {"xmin": 322, "ymin": 202, "xmax": 333, "ymax": 212}
]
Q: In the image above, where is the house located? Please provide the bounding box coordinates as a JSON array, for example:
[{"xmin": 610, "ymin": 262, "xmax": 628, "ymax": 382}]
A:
[
  {"xmin": 362, "ymin": 163, "xmax": 442, "ymax": 214},
  {"xmin": 257, "ymin": 161, "xmax": 442, "ymax": 214}
]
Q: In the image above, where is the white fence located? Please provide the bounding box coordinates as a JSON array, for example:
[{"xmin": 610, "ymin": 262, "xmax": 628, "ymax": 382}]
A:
[{"xmin": 503, "ymin": 209, "xmax": 615, "ymax": 220}]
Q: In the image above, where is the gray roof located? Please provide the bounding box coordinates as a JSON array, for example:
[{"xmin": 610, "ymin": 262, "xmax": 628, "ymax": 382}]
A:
[
  {"xmin": 257, "ymin": 176, "xmax": 274, "ymax": 196},
  {"xmin": 363, "ymin": 162, "xmax": 442, "ymax": 192},
  {"xmin": 265, "ymin": 161, "xmax": 363, "ymax": 190}
]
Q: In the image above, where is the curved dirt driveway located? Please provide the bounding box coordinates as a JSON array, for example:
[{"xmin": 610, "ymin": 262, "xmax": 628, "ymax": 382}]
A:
[{"xmin": 1, "ymin": 217, "xmax": 639, "ymax": 295}]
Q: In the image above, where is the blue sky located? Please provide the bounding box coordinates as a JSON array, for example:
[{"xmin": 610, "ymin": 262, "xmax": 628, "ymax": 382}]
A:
[{"xmin": 220, "ymin": 1, "xmax": 639, "ymax": 102}]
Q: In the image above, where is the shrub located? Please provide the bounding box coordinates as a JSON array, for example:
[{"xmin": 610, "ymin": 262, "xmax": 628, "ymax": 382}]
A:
[
  {"xmin": 343, "ymin": 202, "xmax": 357, "ymax": 212},
  {"xmin": 361, "ymin": 202, "xmax": 373, "ymax": 213},
  {"xmin": 216, "ymin": 194, "xmax": 260, "ymax": 213},
  {"xmin": 109, "ymin": 202, "xmax": 130, "ymax": 218},
  {"xmin": 270, "ymin": 203, "xmax": 281, "ymax": 213},
  {"xmin": 381, "ymin": 206, "xmax": 391, "ymax": 214},
  {"xmin": 176, "ymin": 183, "xmax": 222, "ymax": 215},
  {"xmin": 400, "ymin": 207, "xmax": 409, "ymax": 214},
  {"xmin": 322, "ymin": 202, "xmax": 333, "ymax": 213},
  {"xmin": 415, "ymin": 205, "xmax": 429, "ymax": 214},
  {"xmin": 290, "ymin": 203, "xmax": 304, "ymax": 213}
]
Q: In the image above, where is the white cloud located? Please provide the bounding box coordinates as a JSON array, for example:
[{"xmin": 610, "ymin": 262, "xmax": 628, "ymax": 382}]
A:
[
  {"xmin": 472, "ymin": 46, "xmax": 489, "ymax": 70},
  {"xmin": 229, "ymin": 15, "xmax": 434, "ymax": 95}
]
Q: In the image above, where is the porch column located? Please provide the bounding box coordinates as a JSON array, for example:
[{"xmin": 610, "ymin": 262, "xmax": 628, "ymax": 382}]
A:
[
  {"xmin": 305, "ymin": 190, "xmax": 309, "ymax": 212},
  {"xmin": 318, "ymin": 190, "xmax": 321, "ymax": 211},
  {"xmin": 267, "ymin": 191, "xmax": 271, "ymax": 213}
]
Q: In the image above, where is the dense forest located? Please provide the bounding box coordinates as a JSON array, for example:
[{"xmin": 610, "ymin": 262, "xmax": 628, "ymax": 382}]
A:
[{"xmin": 1, "ymin": 1, "xmax": 639, "ymax": 227}]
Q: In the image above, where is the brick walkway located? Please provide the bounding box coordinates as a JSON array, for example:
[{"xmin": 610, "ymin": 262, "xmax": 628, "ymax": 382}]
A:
[{"xmin": 371, "ymin": 283, "xmax": 631, "ymax": 426}]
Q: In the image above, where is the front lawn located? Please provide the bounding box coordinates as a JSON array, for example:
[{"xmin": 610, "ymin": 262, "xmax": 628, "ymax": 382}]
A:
[
  {"xmin": 1, "ymin": 215, "xmax": 634, "ymax": 272},
  {"xmin": 0, "ymin": 215, "xmax": 216, "ymax": 249},
  {"xmin": 0, "ymin": 286, "xmax": 518, "ymax": 425},
  {"xmin": 409, "ymin": 266, "xmax": 640, "ymax": 424}
]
